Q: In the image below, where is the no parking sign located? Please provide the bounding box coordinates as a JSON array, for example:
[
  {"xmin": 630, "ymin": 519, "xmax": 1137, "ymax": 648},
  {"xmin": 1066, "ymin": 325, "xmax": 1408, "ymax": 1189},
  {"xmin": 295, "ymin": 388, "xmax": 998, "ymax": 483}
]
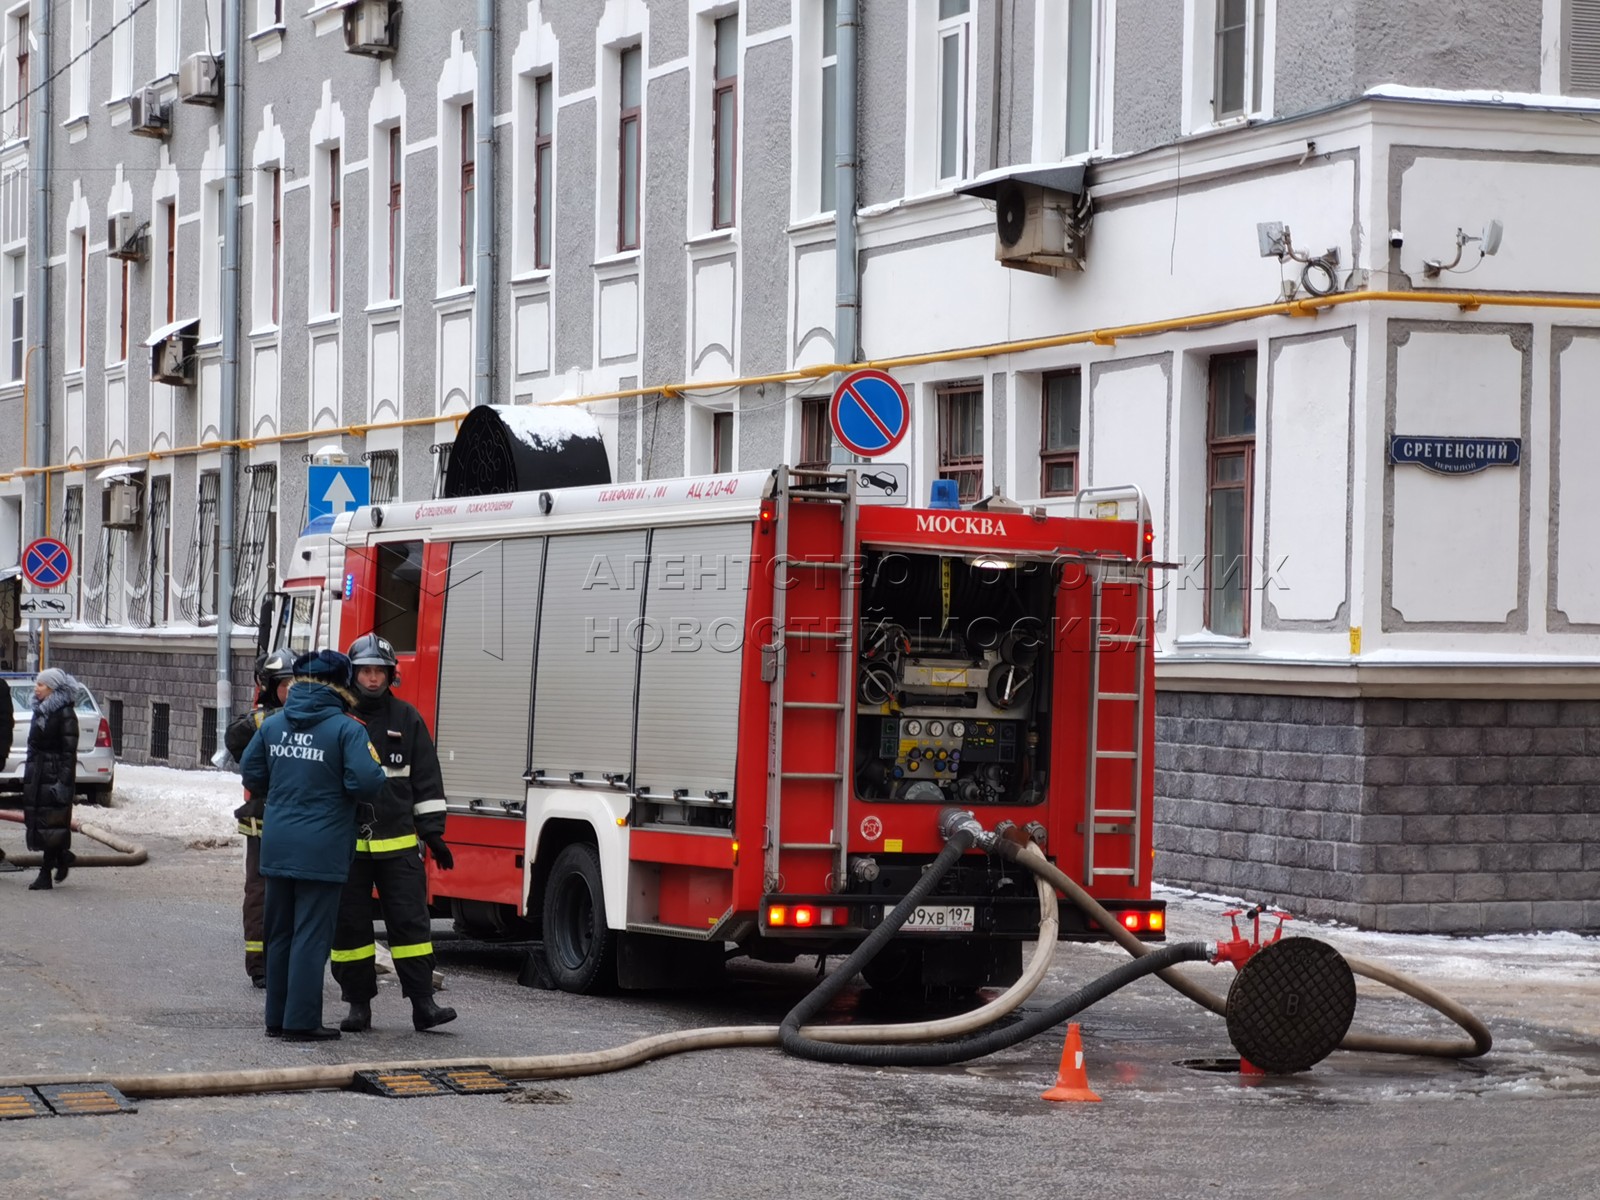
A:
[{"xmin": 830, "ymin": 369, "xmax": 910, "ymax": 458}]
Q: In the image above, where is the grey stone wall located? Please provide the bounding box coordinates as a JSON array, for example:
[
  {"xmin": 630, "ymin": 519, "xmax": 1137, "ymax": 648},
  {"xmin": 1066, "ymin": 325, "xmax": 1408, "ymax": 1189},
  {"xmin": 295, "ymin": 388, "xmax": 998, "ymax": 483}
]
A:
[{"xmin": 1155, "ymin": 691, "xmax": 1600, "ymax": 934}]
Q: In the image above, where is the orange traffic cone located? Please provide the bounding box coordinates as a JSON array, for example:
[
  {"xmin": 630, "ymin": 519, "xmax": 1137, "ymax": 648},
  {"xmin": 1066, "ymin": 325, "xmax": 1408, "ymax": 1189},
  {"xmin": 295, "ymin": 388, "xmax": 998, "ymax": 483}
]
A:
[{"xmin": 1041, "ymin": 1023, "xmax": 1102, "ymax": 1103}]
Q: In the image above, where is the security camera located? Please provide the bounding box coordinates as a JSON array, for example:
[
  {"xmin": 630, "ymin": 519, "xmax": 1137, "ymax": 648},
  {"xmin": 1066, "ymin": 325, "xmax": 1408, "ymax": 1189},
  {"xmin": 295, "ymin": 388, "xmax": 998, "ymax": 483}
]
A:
[{"xmin": 1389, "ymin": 229, "xmax": 1404, "ymax": 249}]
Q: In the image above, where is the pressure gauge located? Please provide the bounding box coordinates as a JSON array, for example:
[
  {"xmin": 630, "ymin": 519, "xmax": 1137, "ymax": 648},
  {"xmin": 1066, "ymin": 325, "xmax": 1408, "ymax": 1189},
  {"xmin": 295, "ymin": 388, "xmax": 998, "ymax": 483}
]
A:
[
  {"xmin": 903, "ymin": 719, "xmax": 923, "ymax": 737},
  {"xmin": 927, "ymin": 721, "xmax": 945, "ymax": 738},
  {"xmin": 951, "ymin": 721, "xmax": 966, "ymax": 738}
]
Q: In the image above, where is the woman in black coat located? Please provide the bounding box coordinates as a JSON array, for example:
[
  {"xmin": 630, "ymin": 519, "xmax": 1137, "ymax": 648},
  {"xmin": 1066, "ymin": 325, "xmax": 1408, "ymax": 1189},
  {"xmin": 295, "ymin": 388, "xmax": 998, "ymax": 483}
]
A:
[{"xmin": 23, "ymin": 668, "xmax": 79, "ymax": 891}]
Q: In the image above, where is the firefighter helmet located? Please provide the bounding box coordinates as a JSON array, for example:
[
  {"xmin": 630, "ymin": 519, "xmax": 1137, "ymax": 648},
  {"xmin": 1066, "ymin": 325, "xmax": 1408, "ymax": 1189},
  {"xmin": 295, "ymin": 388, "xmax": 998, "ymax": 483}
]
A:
[
  {"xmin": 348, "ymin": 633, "xmax": 398, "ymax": 697},
  {"xmin": 255, "ymin": 648, "xmax": 297, "ymax": 689}
]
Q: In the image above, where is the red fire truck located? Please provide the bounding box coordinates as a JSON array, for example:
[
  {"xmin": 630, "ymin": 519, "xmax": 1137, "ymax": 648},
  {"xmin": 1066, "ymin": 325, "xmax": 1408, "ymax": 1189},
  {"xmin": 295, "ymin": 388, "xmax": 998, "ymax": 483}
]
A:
[{"xmin": 270, "ymin": 459, "xmax": 1163, "ymax": 994}]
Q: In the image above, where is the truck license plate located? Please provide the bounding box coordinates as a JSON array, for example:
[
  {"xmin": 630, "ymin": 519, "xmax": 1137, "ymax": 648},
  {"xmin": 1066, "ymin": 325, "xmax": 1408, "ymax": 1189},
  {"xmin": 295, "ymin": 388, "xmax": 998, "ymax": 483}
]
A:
[{"xmin": 902, "ymin": 905, "xmax": 975, "ymax": 933}]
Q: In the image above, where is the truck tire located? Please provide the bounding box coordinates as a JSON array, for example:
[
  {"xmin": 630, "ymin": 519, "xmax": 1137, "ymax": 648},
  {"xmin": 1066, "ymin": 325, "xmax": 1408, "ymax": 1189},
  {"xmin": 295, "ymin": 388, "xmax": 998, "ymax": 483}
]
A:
[{"xmin": 542, "ymin": 842, "xmax": 617, "ymax": 994}]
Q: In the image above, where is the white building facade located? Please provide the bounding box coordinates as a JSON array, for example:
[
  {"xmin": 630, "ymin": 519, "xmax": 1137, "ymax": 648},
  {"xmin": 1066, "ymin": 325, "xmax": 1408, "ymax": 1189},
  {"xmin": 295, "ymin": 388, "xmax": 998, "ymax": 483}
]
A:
[{"xmin": 1, "ymin": 0, "xmax": 1598, "ymax": 931}]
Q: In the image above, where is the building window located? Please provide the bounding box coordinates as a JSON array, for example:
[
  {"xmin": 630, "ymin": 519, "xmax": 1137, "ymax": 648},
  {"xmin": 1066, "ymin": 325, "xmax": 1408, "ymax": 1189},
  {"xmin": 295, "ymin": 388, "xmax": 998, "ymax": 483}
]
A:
[
  {"xmin": 618, "ymin": 45, "xmax": 642, "ymax": 252},
  {"xmin": 201, "ymin": 183, "xmax": 225, "ymax": 336},
  {"xmin": 6, "ymin": 250, "xmax": 23, "ymax": 382},
  {"xmin": 69, "ymin": 0, "xmax": 89, "ymax": 119},
  {"xmin": 69, "ymin": 229, "xmax": 86, "ymax": 370},
  {"xmin": 162, "ymin": 199, "xmax": 177, "ymax": 324},
  {"xmin": 231, "ymin": 464, "xmax": 277, "ymax": 624},
  {"xmin": 386, "ymin": 126, "xmax": 402, "ymax": 299},
  {"xmin": 713, "ymin": 411, "xmax": 734, "ymax": 473},
  {"xmin": 328, "ymin": 147, "xmax": 342, "ymax": 310},
  {"xmin": 150, "ymin": 702, "xmax": 170, "ymax": 761},
  {"xmin": 799, "ymin": 396, "xmax": 832, "ymax": 470},
  {"xmin": 711, "ymin": 15, "xmax": 738, "ymax": 229},
  {"xmin": 459, "ymin": 104, "xmax": 475, "ymax": 286},
  {"xmin": 131, "ymin": 474, "xmax": 171, "ymax": 627},
  {"xmin": 156, "ymin": 0, "xmax": 179, "ymax": 78},
  {"xmin": 937, "ymin": 383, "xmax": 984, "ymax": 502},
  {"xmin": 1212, "ymin": 0, "xmax": 1266, "ymax": 121},
  {"xmin": 937, "ymin": 0, "xmax": 972, "ymax": 182},
  {"xmin": 111, "ymin": 0, "xmax": 134, "ymax": 101},
  {"xmin": 178, "ymin": 470, "xmax": 221, "ymax": 623},
  {"xmin": 117, "ymin": 258, "xmax": 130, "ymax": 362},
  {"xmin": 12, "ymin": 10, "xmax": 28, "ymax": 139},
  {"xmin": 200, "ymin": 706, "xmax": 219, "ymax": 762},
  {"xmin": 533, "ymin": 76, "xmax": 553, "ymax": 270},
  {"xmin": 1040, "ymin": 371, "xmax": 1081, "ymax": 497},
  {"xmin": 432, "ymin": 442, "xmax": 453, "ymax": 498},
  {"xmin": 108, "ymin": 699, "xmax": 124, "ymax": 755},
  {"xmin": 270, "ymin": 168, "xmax": 282, "ymax": 323},
  {"xmin": 368, "ymin": 449, "xmax": 399, "ymax": 503},
  {"xmin": 62, "ymin": 486, "xmax": 84, "ymax": 611},
  {"xmin": 819, "ymin": 0, "xmax": 838, "ymax": 212},
  {"xmin": 1205, "ymin": 351, "xmax": 1256, "ymax": 638}
]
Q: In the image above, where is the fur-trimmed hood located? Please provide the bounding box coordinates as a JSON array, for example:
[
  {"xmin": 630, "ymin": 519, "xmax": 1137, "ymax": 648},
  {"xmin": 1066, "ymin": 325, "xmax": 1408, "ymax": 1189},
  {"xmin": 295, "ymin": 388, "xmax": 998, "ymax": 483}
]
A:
[{"xmin": 283, "ymin": 677, "xmax": 358, "ymax": 727}]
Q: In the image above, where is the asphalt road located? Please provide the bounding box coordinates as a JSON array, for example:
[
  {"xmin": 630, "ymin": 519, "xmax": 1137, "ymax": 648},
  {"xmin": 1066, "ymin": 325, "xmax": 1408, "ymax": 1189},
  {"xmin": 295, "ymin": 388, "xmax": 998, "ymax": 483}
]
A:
[{"xmin": 0, "ymin": 832, "xmax": 1597, "ymax": 1200}]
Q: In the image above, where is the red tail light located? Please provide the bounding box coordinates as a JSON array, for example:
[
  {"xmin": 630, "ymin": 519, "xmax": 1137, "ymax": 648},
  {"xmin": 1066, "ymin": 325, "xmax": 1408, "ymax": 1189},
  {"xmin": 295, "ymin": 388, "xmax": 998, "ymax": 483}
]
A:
[{"xmin": 95, "ymin": 718, "xmax": 112, "ymax": 749}]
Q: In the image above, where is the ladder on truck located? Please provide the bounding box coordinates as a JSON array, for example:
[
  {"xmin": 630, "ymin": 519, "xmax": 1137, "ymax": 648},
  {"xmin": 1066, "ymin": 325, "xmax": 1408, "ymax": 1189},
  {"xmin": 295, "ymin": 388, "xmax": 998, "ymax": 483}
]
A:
[
  {"xmin": 1075, "ymin": 485, "xmax": 1154, "ymax": 887},
  {"xmin": 762, "ymin": 466, "xmax": 859, "ymax": 896}
]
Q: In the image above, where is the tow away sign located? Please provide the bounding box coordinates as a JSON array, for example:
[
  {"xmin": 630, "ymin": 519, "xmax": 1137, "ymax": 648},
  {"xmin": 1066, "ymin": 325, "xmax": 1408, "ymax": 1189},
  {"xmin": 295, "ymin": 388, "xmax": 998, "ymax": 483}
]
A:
[
  {"xmin": 20, "ymin": 593, "xmax": 75, "ymax": 620},
  {"xmin": 852, "ymin": 463, "xmax": 908, "ymax": 506}
]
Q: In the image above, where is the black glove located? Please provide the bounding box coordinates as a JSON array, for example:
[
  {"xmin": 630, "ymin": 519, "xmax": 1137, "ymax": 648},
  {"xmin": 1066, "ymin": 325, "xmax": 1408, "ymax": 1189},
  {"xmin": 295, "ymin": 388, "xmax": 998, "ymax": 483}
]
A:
[{"xmin": 424, "ymin": 834, "xmax": 454, "ymax": 871}]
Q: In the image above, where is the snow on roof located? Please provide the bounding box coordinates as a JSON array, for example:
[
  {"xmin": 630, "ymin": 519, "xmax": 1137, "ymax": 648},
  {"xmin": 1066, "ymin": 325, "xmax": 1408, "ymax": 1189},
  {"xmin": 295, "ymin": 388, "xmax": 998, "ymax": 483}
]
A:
[
  {"xmin": 1365, "ymin": 83, "xmax": 1600, "ymax": 113},
  {"xmin": 493, "ymin": 402, "xmax": 601, "ymax": 453}
]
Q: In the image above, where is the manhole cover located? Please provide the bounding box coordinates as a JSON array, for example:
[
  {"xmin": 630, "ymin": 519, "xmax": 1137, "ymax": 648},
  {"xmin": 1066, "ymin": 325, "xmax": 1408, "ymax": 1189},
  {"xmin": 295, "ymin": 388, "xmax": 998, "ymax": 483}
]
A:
[
  {"xmin": 1225, "ymin": 937, "xmax": 1356, "ymax": 1075},
  {"xmin": 141, "ymin": 1011, "xmax": 261, "ymax": 1031}
]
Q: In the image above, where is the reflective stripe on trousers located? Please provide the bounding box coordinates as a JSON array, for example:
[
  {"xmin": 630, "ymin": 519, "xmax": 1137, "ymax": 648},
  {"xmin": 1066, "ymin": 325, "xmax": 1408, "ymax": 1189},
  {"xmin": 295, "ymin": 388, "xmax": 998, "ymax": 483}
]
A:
[
  {"xmin": 390, "ymin": 942, "xmax": 434, "ymax": 959},
  {"xmin": 330, "ymin": 944, "xmax": 377, "ymax": 962}
]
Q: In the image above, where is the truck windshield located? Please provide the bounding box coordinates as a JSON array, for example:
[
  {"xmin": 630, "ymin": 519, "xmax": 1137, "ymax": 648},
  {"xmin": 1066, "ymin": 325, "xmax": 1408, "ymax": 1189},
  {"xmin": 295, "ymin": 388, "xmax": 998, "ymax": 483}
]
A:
[{"xmin": 274, "ymin": 593, "xmax": 318, "ymax": 654}]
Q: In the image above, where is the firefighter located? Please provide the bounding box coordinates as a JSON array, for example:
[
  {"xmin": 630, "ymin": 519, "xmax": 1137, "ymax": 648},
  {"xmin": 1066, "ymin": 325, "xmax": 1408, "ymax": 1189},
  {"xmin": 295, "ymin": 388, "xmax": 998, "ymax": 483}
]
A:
[
  {"xmin": 224, "ymin": 649, "xmax": 297, "ymax": 987},
  {"xmin": 331, "ymin": 633, "xmax": 458, "ymax": 1033}
]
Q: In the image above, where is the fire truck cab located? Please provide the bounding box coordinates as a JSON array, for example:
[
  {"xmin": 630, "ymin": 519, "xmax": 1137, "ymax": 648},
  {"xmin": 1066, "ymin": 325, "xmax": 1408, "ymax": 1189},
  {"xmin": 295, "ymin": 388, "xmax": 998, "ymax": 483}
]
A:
[{"xmin": 271, "ymin": 459, "xmax": 1163, "ymax": 995}]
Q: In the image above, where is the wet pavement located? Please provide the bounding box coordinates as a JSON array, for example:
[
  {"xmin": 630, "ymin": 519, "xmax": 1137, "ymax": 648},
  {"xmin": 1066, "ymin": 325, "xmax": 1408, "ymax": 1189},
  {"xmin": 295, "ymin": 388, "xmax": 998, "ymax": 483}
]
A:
[{"xmin": 0, "ymin": 830, "xmax": 1597, "ymax": 1199}]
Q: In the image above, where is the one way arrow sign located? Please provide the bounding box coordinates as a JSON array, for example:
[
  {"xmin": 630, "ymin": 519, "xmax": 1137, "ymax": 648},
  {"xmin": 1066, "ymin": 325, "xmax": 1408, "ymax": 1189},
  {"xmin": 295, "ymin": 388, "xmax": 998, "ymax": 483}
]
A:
[{"xmin": 307, "ymin": 464, "xmax": 370, "ymax": 524}]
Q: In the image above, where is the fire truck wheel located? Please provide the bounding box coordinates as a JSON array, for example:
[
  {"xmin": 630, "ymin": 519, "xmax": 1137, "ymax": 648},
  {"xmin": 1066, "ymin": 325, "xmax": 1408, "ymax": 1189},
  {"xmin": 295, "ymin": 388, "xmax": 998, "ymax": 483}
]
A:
[{"xmin": 542, "ymin": 842, "xmax": 618, "ymax": 994}]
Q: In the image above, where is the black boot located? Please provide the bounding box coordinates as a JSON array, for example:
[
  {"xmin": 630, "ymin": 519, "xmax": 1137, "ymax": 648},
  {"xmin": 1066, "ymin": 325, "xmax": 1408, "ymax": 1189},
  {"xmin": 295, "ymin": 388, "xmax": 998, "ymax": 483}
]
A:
[
  {"xmin": 54, "ymin": 850, "xmax": 75, "ymax": 883},
  {"xmin": 340, "ymin": 1001, "xmax": 372, "ymax": 1033},
  {"xmin": 27, "ymin": 868, "xmax": 51, "ymax": 891},
  {"xmin": 0, "ymin": 849, "xmax": 19, "ymax": 874},
  {"xmin": 411, "ymin": 995, "xmax": 457, "ymax": 1031}
]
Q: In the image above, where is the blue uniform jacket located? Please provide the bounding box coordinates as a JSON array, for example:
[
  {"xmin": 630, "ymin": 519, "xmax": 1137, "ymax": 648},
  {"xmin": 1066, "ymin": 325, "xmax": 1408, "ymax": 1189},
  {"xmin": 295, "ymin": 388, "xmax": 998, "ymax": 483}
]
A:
[{"xmin": 239, "ymin": 679, "xmax": 389, "ymax": 883}]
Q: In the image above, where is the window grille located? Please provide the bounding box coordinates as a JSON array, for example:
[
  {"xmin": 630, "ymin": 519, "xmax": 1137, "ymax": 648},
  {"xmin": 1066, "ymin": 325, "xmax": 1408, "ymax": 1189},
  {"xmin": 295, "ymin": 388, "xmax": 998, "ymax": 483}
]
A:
[
  {"xmin": 84, "ymin": 526, "xmax": 129, "ymax": 627},
  {"xmin": 150, "ymin": 702, "xmax": 171, "ymax": 761},
  {"xmin": 1568, "ymin": 0, "xmax": 1600, "ymax": 94},
  {"xmin": 108, "ymin": 698, "xmax": 124, "ymax": 755},
  {"xmin": 937, "ymin": 384, "xmax": 985, "ymax": 502},
  {"xmin": 176, "ymin": 471, "xmax": 221, "ymax": 623},
  {"xmin": 231, "ymin": 464, "xmax": 278, "ymax": 625},
  {"xmin": 367, "ymin": 449, "xmax": 399, "ymax": 504},
  {"xmin": 432, "ymin": 442, "xmax": 453, "ymax": 499},
  {"xmin": 129, "ymin": 476, "xmax": 172, "ymax": 628},
  {"xmin": 200, "ymin": 706, "xmax": 218, "ymax": 762}
]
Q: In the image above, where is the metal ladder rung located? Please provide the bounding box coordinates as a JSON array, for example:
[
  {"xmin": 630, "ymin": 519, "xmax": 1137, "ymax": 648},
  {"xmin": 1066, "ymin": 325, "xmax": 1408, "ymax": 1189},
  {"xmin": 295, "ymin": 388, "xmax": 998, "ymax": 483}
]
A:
[
  {"xmin": 1096, "ymin": 692, "xmax": 1138, "ymax": 702},
  {"xmin": 1091, "ymin": 809, "xmax": 1135, "ymax": 819},
  {"xmin": 788, "ymin": 489, "xmax": 848, "ymax": 501},
  {"xmin": 1094, "ymin": 750, "xmax": 1137, "ymax": 760},
  {"xmin": 779, "ymin": 771, "xmax": 844, "ymax": 781},
  {"xmin": 785, "ymin": 560, "xmax": 848, "ymax": 570},
  {"xmin": 785, "ymin": 629, "xmax": 849, "ymax": 641},
  {"xmin": 779, "ymin": 842, "xmax": 841, "ymax": 851},
  {"xmin": 1088, "ymin": 867, "xmax": 1138, "ymax": 879},
  {"xmin": 783, "ymin": 701, "xmax": 846, "ymax": 711},
  {"xmin": 1098, "ymin": 635, "xmax": 1144, "ymax": 646}
]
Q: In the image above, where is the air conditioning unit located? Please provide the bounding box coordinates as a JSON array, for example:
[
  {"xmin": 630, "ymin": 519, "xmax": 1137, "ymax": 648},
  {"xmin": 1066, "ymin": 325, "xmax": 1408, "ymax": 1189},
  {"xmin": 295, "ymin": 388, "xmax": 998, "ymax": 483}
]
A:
[
  {"xmin": 151, "ymin": 329, "xmax": 195, "ymax": 386},
  {"xmin": 992, "ymin": 181, "xmax": 1087, "ymax": 275},
  {"xmin": 129, "ymin": 87, "xmax": 170, "ymax": 138},
  {"xmin": 107, "ymin": 213, "xmax": 148, "ymax": 263},
  {"xmin": 101, "ymin": 480, "xmax": 143, "ymax": 530},
  {"xmin": 179, "ymin": 53, "xmax": 222, "ymax": 106},
  {"xmin": 343, "ymin": 0, "xmax": 398, "ymax": 58}
]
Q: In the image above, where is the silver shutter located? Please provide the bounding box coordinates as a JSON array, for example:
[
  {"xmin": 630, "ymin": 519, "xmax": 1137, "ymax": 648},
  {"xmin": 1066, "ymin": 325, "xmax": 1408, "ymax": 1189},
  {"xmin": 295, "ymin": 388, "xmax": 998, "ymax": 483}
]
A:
[
  {"xmin": 633, "ymin": 523, "xmax": 753, "ymax": 801},
  {"xmin": 531, "ymin": 529, "xmax": 648, "ymax": 781},
  {"xmin": 435, "ymin": 537, "xmax": 544, "ymax": 803}
]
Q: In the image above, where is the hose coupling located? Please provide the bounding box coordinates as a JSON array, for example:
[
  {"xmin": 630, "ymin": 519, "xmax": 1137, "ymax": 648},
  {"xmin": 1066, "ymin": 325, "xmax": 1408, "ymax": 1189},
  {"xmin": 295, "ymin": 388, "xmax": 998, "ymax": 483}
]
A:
[{"xmin": 937, "ymin": 807, "xmax": 996, "ymax": 850}]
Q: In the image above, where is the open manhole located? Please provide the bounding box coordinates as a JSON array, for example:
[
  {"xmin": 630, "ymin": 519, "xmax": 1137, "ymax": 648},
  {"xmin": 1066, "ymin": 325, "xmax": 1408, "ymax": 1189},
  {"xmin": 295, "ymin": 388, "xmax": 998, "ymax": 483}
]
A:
[
  {"xmin": 140, "ymin": 1011, "xmax": 262, "ymax": 1031},
  {"xmin": 1176, "ymin": 1057, "xmax": 1248, "ymax": 1074}
]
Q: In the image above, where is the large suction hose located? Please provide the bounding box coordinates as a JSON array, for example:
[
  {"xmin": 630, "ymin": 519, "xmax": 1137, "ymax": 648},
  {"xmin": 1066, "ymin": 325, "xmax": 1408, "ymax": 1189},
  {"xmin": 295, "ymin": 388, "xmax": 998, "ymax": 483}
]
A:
[
  {"xmin": 0, "ymin": 808, "xmax": 148, "ymax": 868},
  {"xmin": 989, "ymin": 836, "xmax": 1492, "ymax": 1059}
]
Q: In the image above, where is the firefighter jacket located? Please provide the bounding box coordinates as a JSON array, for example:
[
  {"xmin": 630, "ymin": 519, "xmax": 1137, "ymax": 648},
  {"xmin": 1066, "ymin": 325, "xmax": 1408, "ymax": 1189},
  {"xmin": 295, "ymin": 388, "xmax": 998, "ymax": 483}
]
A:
[
  {"xmin": 350, "ymin": 689, "xmax": 448, "ymax": 858},
  {"xmin": 239, "ymin": 680, "xmax": 388, "ymax": 883},
  {"xmin": 225, "ymin": 701, "xmax": 274, "ymax": 836}
]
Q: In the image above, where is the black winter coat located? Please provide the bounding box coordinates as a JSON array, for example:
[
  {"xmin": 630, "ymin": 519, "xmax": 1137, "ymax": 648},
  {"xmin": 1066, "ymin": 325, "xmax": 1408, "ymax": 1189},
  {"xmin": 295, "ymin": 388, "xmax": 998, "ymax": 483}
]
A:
[
  {"xmin": 23, "ymin": 688, "xmax": 78, "ymax": 853},
  {"xmin": 351, "ymin": 690, "xmax": 447, "ymax": 857}
]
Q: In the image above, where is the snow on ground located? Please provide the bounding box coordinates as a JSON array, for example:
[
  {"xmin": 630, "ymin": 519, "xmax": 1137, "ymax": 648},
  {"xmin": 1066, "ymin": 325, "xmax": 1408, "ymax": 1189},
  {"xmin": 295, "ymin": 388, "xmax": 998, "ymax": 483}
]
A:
[{"xmin": 51, "ymin": 765, "xmax": 1600, "ymax": 982}]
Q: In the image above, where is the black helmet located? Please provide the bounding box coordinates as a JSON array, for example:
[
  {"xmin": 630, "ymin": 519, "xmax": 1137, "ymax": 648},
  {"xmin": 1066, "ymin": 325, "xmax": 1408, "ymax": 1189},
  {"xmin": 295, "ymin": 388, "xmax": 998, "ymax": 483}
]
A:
[
  {"xmin": 347, "ymin": 633, "xmax": 398, "ymax": 697},
  {"xmin": 255, "ymin": 648, "xmax": 297, "ymax": 690}
]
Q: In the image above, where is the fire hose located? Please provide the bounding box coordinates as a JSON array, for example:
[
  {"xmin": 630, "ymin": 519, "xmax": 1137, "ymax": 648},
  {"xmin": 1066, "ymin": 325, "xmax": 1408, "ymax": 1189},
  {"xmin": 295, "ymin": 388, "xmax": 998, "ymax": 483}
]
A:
[
  {"xmin": 0, "ymin": 807, "xmax": 148, "ymax": 868},
  {"xmin": 0, "ymin": 814, "xmax": 1489, "ymax": 1100}
]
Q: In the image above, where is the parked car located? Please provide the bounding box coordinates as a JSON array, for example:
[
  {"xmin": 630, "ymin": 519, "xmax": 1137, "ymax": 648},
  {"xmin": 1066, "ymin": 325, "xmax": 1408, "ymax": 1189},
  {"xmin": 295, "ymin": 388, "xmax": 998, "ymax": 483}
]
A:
[{"xmin": 0, "ymin": 673, "xmax": 116, "ymax": 805}]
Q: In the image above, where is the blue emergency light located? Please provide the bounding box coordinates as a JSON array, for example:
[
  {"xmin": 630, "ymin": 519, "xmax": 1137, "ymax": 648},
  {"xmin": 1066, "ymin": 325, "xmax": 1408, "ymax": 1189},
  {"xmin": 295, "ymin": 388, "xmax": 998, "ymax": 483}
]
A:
[{"xmin": 929, "ymin": 480, "xmax": 961, "ymax": 509}]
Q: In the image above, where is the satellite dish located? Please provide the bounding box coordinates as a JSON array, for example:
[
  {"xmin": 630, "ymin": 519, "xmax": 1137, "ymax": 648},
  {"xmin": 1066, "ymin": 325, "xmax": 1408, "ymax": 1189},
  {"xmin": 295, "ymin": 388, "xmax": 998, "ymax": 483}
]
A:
[
  {"xmin": 1480, "ymin": 219, "xmax": 1503, "ymax": 256},
  {"xmin": 995, "ymin": 181, "xmax": 1028, "ymax": 248}
]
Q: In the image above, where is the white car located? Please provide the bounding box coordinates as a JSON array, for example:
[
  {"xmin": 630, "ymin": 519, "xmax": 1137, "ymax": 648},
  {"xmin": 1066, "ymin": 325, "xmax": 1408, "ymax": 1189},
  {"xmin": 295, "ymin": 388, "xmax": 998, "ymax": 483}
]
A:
[{"xmin": 0, "ymin": 674, "xmax": 116, "ymax": 805}]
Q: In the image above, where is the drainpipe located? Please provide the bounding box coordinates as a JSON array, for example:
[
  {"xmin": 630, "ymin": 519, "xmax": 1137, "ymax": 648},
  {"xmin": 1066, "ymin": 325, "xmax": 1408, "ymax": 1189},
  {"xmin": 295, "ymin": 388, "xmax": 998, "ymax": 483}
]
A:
[
  {"xmin": 831, "ymin": 0, "xmax": 859, "ymax": 463},
  {"xmin": 217, "ymin": 0, "xmax": 244, "ymax": 738},
  {"xmin": 25, "ymin": 0, "xmax": 51, "ymax": 671},
  {"xmin": 473, "ymin": 0, "xmax": 495, "ymax": 406}
]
